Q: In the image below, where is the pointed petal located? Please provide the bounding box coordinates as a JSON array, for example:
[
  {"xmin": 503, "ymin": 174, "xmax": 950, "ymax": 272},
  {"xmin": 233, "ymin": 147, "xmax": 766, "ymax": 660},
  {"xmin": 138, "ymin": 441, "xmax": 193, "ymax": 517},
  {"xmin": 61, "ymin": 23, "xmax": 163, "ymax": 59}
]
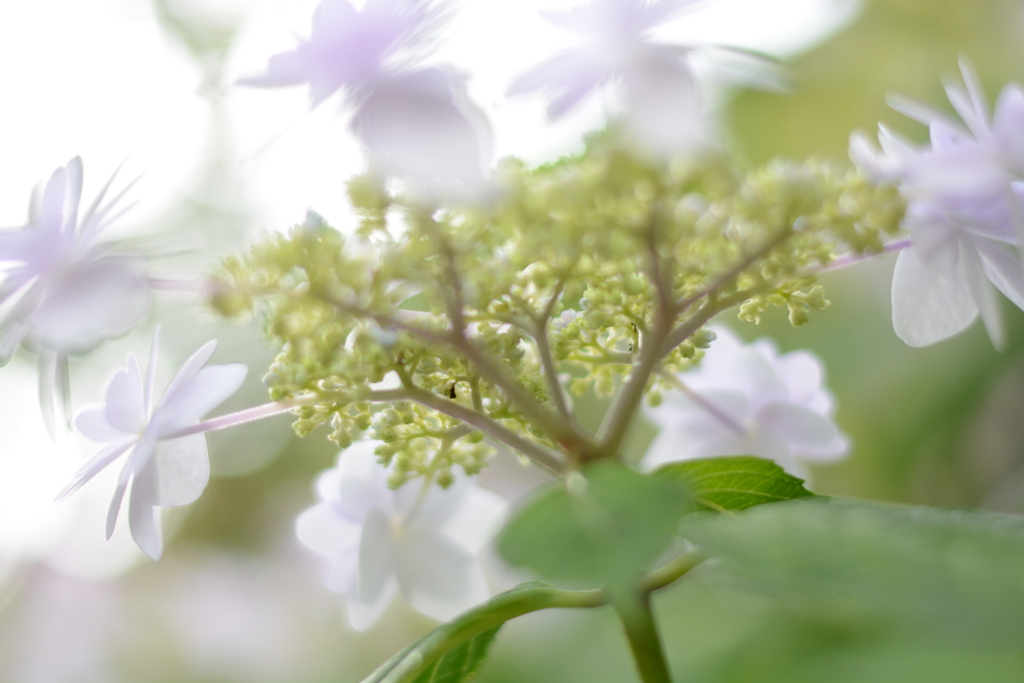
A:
[
  {"xmin": 106, "ymin": 457, "xmax": 134, "ymax": 539},
  {"xmin": 891, "ymin": 247, "xmax": 977, "ymax": 347},
  {"xmin": 159, "ymin": 340, "xmax": 218, "ymax": 404},
  {"xmin": 128, "ymin": 461, "xmax": 163, "ymax": 560},
  {"xmin": 887, "ymin": 95, "xmax": 971, "ymax": 138},
  {"xmin": 63, "ymin": 157, "xmax": 84, "ymax": 234},
  {"xmin": 145, "ymin": 326, "xmax": 161, "ymax": 414},
  {"xmin": 961, "ymin": 236, "xmax": 1005, "ymax": 350},
  {"xmin": 56, "ymin": 438, "xmax": 136, "ymax": 501},
  {"xmin": 104, "ymin": 362, "xmax": 147, "ymax": 433},
  {"xmin": 395, "ymin": 528, "xmax": 489, "ymax": 622},
  {"xmin": 977, "ymin": 238, "xmax": 1024, "ymax": 310},
  {"xmin": 155, "ymin": 363, "xmax": 247, "ymax": 434},
  {"xmin": 39, "ymin": 166, "xmax": 67, "ymax": 234},
  {"xmin": 151, "ymin": 433, "xmax": 210, "ymax": 506}
]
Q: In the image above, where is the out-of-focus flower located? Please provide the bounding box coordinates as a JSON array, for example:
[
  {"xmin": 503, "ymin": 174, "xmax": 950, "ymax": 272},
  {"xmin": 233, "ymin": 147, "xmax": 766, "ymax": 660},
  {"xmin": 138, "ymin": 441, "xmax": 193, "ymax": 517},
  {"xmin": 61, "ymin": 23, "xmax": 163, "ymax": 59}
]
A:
[
  {"xmin": 241, "ymin": 0, "xmax": 490, "ymax": 197},
  {"xmin": 0, "ymin": 158, "xmax": 152, "ymax": 429},
  {"xmin": 851, "ymin": 62, "xmax": 1024, "ymax": 348},
  {"xmin": 508, "ymin": 0, "xmax": 707, "ymax": 155},
  {"xmin": 60, "ymin": 330, "xmax": 247, "ymax": 560},
  {"xmin": 642, "ymin": 327, "xmax": 848, "ymax": 477},
  {"xmin": 296, "ymin": 442, "xmax": 508, "ymax": 630}
]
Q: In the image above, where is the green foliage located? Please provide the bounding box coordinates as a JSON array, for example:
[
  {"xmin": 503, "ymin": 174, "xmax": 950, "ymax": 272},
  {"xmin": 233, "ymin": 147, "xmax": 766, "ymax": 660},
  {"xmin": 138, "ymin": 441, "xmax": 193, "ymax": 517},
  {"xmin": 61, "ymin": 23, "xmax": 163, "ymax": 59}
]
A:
[
  {"xmin": 684, "ymin": 499, "xmax": 1024, "ymax": 643},
  {"xmin": 410, "ymin": 627, "xmax": 501, "ymax": 683},
  {"xmin": 497, "ymin": 462, "xmax": 690, "ymax": 588},
  {"xmin": 211, "ymin": 132, "xmax": 904, "ymax": 484},
  {"xmin": 656, "ymin": 456, "xmax": 816, "ymax": 513}
]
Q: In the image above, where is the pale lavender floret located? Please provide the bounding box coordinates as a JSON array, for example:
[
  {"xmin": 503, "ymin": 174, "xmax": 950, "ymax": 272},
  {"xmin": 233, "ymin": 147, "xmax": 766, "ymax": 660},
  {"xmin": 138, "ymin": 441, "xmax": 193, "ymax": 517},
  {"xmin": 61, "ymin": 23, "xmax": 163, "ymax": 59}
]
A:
[
  {"xmin": 508, "ymin": 0, "xmax": 706, "ymax": 154},
  {"xmin": 60, "ymin": 329, "xmax": 247, "ymax": 560},
  {"xmin": 241, "ymin": 0, "xmax": 490, "ymax": 195},
  {"xmin": 0, "ymin": 158, "xmax": 153, "ymax": 431},
  {"xmin": 642, "ymin": 327, "xmax": 849, "ymax": 478},
  {"xmin": 239, "ymin": 0, "xmax": 445, "ymax": 106},
  {"xmin": 295, "ymin": 442, "xmax": 507, "ymax": 630},
  {"xmin": 852, "ymin": 61, "xmax": 1024, "ymax": 348}
]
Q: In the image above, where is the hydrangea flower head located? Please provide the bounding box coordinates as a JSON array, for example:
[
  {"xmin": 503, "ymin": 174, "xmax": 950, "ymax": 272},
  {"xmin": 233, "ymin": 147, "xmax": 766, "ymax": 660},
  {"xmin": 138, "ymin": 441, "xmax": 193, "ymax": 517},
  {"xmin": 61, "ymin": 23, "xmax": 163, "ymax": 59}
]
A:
[
  {"xmin": 851, "ymin": 62, "xmax": 1024, "ymax": 348},
  {"xmin": 60, "ymin": 330, "xmax": 247, "ymax": 560},
  {"xmin": 642, "ymin": 327, "xmax": 848, "ymax": 477},
  {"xmin": 296, "ymin": 442, "xmax": 508, "ymax": 630},
  {"xmin": 508, "ymin": 0, "xmax": 706, "ymax": 154}
]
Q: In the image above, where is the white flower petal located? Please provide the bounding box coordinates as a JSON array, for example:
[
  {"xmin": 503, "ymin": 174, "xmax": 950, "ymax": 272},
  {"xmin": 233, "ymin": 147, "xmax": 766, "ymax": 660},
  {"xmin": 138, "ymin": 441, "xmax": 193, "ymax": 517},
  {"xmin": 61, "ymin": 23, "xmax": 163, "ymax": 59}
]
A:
[
  {"xmin": 155, "ymin": 363, "xmax": 248, "ymax": 434},
  {"xmin": 159, "ymin": 340, "xmax": 218, "ymax": 404},
  {"xmin": 75, "ymin": 405, "xmax": 125, "ymax": 443},
  {"xmin": 891, "ymin": 247, "xmax": 977, "ymax": 347},
  {"xmin": 334, "ymin": 443, "xmax": 395, "ymax": 521},
  {"xmin": 348, "ymin": 577, "xmax": 397, "ymax": 632},
  {"xmin": 432, "ymin": 487, "xmax": 508, "ymax": 555},
  {"xmin": 57, "ymin": 438, "xmax": 136, "ymax": 502},
  {"xmin": 296, "ymin": 502, "xmax": 362, "ymax": 558},
  {"xmin": 106, "ymin": 455, "xmax": 136, "ymax": 540},
  {"xmin": 977, "ymin": 238, "xmax": 1024, "ymax": 311},
  {"xmin": 757, "ymin": 401, "xmax": 840, "ymax": 450},
  {"xmin": 128, "ymin": 461, "xmax": 163, "ymax": 560},
  {"xmin": 961, "ymin": 235, "xmax": 1005, "ymax": 349},
  {"xmin": 104, "ymin": 364, "xmax": 147, "ymax": 435},
  {"xmin": 395, "ymin": 529, "xmax": 489, "ymax": 623},
  {"xmin": 63, "ymin": 157, "xmax": 84, "ymax": 232},
  {"xmin": 357, "ymin": 508, "xmax": 397, "ymax": 609},
  {"xmin": 151, "ymin": 433, "xmax": 210, "ymax": 506},
  {"xmin": 798, "ymin": 431, "xmax": 851, "ymax": 463},
  {"xmin": 773, "ymin": 351, "xmax": 826, "ymax": 408},
  {"xmin": 325, "ymin": 544, "xmax": 359, "ymax": 595}
]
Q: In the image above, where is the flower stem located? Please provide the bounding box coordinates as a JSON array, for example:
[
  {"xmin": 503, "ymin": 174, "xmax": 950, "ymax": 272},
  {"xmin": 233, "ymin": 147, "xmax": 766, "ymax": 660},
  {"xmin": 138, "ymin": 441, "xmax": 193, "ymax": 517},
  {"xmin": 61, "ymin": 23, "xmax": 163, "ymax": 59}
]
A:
[
  {"xmin": 149, "ymin": 277, "xmax": 208, "ymax": 292},
  {"xmin": 168, "ymin": 397, "xmax": 317, "ymax": 438},
  {"xmin": 612, "ymin": 590, "xmax": 673, "ymax": 683},
  {"xmin": 815, "ymin": 238, "xmax": 911, "ymax": 273}
]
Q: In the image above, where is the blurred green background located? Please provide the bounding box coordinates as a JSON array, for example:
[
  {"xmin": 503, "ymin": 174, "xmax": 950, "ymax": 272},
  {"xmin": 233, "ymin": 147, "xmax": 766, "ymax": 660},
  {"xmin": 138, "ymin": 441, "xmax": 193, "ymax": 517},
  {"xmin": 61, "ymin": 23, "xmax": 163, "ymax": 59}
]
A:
[{"xmin": 6, "ymin": 0, "xmax": 1024, "ymax": 681}]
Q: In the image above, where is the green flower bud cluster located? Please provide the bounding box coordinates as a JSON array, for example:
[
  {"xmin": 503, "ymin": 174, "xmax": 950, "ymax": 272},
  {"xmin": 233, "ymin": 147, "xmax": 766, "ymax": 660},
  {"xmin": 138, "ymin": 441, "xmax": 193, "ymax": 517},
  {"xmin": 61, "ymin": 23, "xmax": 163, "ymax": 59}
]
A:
[
  {"xmin": 211, "ymin": 132, "xmax": 906, "ymax": 483},
  {"xmin": 371, "ymin": 402, "xmax": 494, "ymax": 488}
]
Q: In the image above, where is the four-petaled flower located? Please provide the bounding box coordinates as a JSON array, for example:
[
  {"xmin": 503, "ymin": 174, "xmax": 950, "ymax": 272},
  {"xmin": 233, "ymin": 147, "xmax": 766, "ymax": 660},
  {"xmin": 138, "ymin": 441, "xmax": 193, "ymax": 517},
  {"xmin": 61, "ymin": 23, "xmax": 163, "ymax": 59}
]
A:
[
  {"xmin": 296, "ymin": 442, "xmax": 508, "ymax": 630},
  {"xmin": 0, "ymin": 158, "xmax": 152, "ymax": 427},
  {"xmin": 508, "ymin": 0, "xmax": 706, "ymax": 155},
  {"xmin": 851, "ymin": 61, "xmax": 1024, "ymax": 348},
  {"xmin": 59, "ymin": 330, "xmax": 247, "ymax": 560},
  {"xmin": 643, "ymin": 327, "xmax": 848, "ymax": 478},
  {"xmin": 242, "ymin": 0, "xmax": 490, "ymax": 196}
]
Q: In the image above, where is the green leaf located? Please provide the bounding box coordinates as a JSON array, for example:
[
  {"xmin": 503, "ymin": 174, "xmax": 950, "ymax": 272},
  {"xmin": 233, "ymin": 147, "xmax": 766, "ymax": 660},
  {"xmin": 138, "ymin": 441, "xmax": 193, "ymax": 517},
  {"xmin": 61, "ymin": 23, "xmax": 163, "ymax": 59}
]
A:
[
  {"xmin": 497, "ymin": 461, "xmax": 691, "ymax": 587},
  {"xmin": 684, "ymin": 498, "xmax": 1024, "ymax": 646},
  {"xmin": 410, "ymin": 626, "xmax": 500, "ymax": 683},
  {"xmin": 360, "ymin": 581, "xmax": 603, "ymax": 683},
  {"xmin": 656, "ymin": 456, "xmax": 815, "ymax": 513}
]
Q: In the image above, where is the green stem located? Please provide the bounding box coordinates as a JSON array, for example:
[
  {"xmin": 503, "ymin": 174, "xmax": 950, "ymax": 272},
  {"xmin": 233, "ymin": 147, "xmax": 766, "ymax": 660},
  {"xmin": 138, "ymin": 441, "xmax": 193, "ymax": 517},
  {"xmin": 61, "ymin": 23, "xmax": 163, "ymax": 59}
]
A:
[
  {"xmin": 360, "ymin": 550, "xmax": 703, "ymax": 683},
  {"xmin": 612, "ymin": 590, "xmax": 673, "ymax": 683}
]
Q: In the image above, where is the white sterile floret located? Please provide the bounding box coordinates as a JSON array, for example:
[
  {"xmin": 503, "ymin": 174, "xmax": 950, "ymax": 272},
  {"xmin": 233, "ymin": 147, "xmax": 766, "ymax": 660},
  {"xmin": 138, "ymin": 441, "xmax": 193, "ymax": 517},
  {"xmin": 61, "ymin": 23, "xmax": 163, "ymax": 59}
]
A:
[
  {"xmin": 0, "ymin": 157, "xmax": 152, "ymax": 429},
  {"xmin": 508, "ymin": 0, "xmax": 708, "ymax": 156},
  {"xmin": 241, "ymin": 0, "xmax": 491, "ymax": 198},
  {"xmin": 296, "ymin": 442, "xmax": 508, "ymax": 630},
  {"xmin": 642, "ymin": 327, "xmax": 848, "ymax": 478},
  {"xmin": 59, "ymin": 329, "xmax": 247, "ymax": 560},
  {"xmin": 851, "ymin": 60, "xmax": 1024, "ymax": 348}
]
